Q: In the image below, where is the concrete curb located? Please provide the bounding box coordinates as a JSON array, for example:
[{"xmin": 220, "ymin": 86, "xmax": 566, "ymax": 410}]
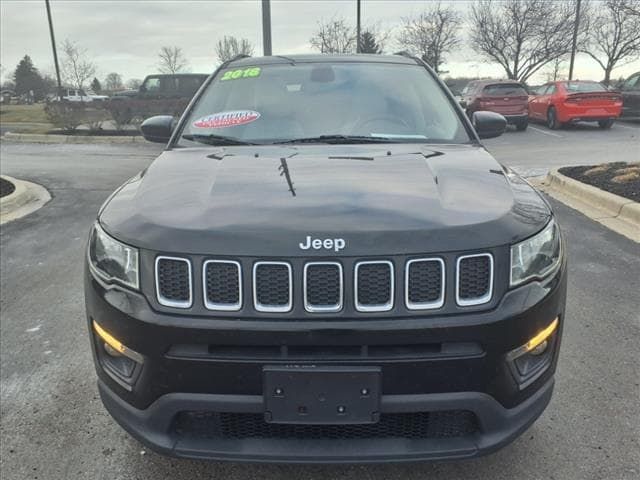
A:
[
  {"xmin": 537, "ymin": 169, "xmax": 639, "ymax": 243},
  {"xmin": 0, "ymin": 175, "xmax": 51, "ymax": 225},
  {"xmin": 1, "ymin": 132, "xmax": 146, "ymax": 144}
]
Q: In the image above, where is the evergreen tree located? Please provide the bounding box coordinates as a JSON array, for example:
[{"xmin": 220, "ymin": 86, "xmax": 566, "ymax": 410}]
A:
[
  {"xmin": 13, "ymin": 55, "xmax": 45, "ymax": 99},
  {"xmin": 90, "ymin": 77, "xmax": 102, "ymax": 93},
  {"xmin": 359, "ymin": 31, "xmax": 382, "ymax": 54}
]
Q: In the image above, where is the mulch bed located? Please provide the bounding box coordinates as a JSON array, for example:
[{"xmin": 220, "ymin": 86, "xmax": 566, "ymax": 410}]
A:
[
  {"xmin": 559, "ymin": 162, "xmax": 640, "ymax": 202},
  {"xmin": 0, "ymin": 177, "xmax": 16, "ymax": 198}
]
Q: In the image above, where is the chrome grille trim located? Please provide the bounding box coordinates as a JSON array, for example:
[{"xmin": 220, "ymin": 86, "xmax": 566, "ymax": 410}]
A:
[
  {"xmin": 455, "ymin": 253, "xmax": 494, "ymax": 307},
  {"xmin": 303, "ymin": 262, "xmax": 344, "ymax": 313},
  {"xmin": 252, "ymin": 261, "xmax": 293, "ymax": 313},
  {"xmin": 354, "ymin": 260, "xmax": 394, "ymax": 313},
  {"xmin": 155, "ymin": 256, "xmax": 193, "ymax": 309},
  {"xmin": 405, "ymin": 258, "xmax": 445, "ymax": 310},
  {"xmin": 202, "ymin": 260, "xmax": 242, "ymax": 311}
]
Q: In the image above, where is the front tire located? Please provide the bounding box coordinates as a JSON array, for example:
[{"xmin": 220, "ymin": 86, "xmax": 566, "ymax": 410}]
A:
[
  {"xmin": 516, "ymin": 120, "xmax": 528, "ymax": 131},
  {"xmin": 598, "ymin": 119, "xmax": 614, "ymax": 129},
  {"xmin": 547, "ymin": 107, "xmax": 560, "ymax": 130}
]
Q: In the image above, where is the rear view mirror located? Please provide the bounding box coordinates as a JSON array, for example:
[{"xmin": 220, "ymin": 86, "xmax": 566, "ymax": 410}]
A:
[
  {"xmin": 140, "ymin": 115, "xmax": 175, "ymax": 143},
  {"xmin": 472, "ymin": 111, "xmax": 507, "ymax": 139}
]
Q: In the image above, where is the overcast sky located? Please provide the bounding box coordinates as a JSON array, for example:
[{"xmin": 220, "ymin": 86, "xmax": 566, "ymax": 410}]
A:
[{"xmin": 1, "ymin": 0, "xmax": 639, "ymax": 86}]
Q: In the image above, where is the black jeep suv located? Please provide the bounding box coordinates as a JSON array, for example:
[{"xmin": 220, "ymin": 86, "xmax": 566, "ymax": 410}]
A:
[{"xmin": 85, "ymin": 54, "xmax": 566, "ymax": 463}]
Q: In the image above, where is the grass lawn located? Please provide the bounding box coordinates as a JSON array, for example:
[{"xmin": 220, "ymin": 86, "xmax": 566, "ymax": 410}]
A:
[
  {"xmin": 0, "ymin": 103, "xmax": 49, "ymax": 123},
  {"xmin": 0, "ymin": 103, "xmax": 53, "ymax": 133}
]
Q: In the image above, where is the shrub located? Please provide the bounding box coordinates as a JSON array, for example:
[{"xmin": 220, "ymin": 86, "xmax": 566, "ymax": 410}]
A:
[
  {"xmin": 44, "ymin": 102, "xmax": 86, "ymax": 131},
  {"xmin": 44, "ymin": 101, "xmax": 110, "ymax": 133}
]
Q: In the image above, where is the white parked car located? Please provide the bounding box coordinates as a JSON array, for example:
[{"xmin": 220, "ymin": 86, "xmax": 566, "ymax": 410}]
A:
[{"xmin": 53, "ymin": 88, "xmax": 109, "ymax": 103}]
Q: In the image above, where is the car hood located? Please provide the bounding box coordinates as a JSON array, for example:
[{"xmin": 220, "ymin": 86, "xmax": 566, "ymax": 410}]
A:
[{"xmin": 99, "ymin": 144, "xmax": 551, "ymax": 256}]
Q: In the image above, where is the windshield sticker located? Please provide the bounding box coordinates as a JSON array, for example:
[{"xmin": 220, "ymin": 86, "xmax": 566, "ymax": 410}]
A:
[
  {"xmin": 220, "ymin": 67, "xmax": 261, "ymax": 81},
  {"xmin": 193, "ymin": 110, "xmax": 260, "ymax": 129}
]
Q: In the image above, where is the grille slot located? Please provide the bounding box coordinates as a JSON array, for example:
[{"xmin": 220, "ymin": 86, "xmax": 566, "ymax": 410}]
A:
[
  {"xmin": 405, "ymin": 258, "xmax": 445, "ymax": 310},
  {"xmin": 203, "ymin": 260, "xmax": 242, "ymax": 311},
  {"xmin": 304, "ymin": 262, "xmax": 343, "ymax": 312},
  {"xmin": 172, "ymin": 410, "xmax": 479, "ymax": 440},
  {"xmin": 253, "ymin": 262, "xmax": 292, "ymax": 312},
  {"xmin": 155, "ymin": 256, "xmax": 192, "ymax": 308},
  {"xmin": 355, "ymin": 261, "xmax": 394, "ymax": 312},
  {"xmin": 456, "ymin": 253, "xmax": 493, "ymax": 306}
]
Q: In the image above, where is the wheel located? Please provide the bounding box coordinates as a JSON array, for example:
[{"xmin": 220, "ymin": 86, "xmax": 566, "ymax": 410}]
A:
[
  {"xmin": 546, "ymin": 107, "xmax": 560, "ymax": 130},
  {"xmin": 516, "ymin": 120, "xmax": 528, "ymax": 131},
  {"xmin": 598, "ymin": 119, "xmax": 614, "ymax": 129}
]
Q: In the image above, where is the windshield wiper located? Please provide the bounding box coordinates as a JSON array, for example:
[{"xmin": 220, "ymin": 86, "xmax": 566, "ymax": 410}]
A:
[
  {"xmin": 182, "ymin": 133, "xmax": 257, "ymax": 146},
  {"xmin": 275, "ymin": 134, "xmax": 398, "ymax": 145}
]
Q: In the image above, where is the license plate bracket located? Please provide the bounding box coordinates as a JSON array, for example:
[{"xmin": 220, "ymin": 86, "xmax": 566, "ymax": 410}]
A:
[{"xmin": 263, "ymin": 365, "xmax": 381, "ymax": 424}]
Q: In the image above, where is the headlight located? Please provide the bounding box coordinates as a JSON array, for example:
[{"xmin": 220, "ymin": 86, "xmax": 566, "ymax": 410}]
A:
[
  {"xmin": 510, "ymin": 219, "xmax": 561, "ymax": 287},
  {"xmin": 88, "ymin": 223, "xmax": 139, "ymax": 289}
]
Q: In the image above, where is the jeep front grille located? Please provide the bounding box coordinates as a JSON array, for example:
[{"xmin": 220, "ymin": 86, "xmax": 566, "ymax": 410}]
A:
[
  {"xmin": 253, "ymin": 262, "xmax": 292, "ymax": 313},
  {"xmin": 355, "ymin": 261, "xmax": 394, "ymax": 312},
  {"xmin": 456, "ymin": 254, "xmax": 493, "ymax": 306},
  {"xmin": 405, "ymin": 258, "xmax": 445, "ymax": 310},
  {"xmin": 155, "ymin": 256, "xmax": 192, "ymax": 308},
  {"xmin": 152, "ymin": 253, "xmax": 494, "ymax": 313},
  {"xmin": 304, "ymin": 262, "xmax": 343, "ymax": 312},
  {"xmin": 203, "ymin": 260, "xmax": 241, "ymax": 311}
]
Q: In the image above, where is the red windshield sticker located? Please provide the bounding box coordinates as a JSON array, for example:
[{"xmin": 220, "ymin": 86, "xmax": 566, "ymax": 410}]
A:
[{"xmin": 193, "ymin": 110, "xmax": 260, "ymax": 129}]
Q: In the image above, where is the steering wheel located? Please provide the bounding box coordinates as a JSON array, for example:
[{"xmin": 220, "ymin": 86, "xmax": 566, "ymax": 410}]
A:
[{"xmin": 350, "ymin": 115, "xmax": 411, "ymax": 134}]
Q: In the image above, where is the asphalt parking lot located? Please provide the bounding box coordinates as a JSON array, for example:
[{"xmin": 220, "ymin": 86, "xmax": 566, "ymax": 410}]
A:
[{"xmin": 1, "ymin": 122, "xmax": 639, "ymax": 480}]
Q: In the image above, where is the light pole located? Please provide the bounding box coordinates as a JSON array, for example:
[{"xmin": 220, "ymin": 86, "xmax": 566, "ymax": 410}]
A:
[
  {"xmin": 568, "ymin": 0, "xmax": 581, "ymax": 80},
  {"xmin": 356, "ymin": 0, "xmax": 361, "ymax": 53},
  {"xmin": 262, "ymin": 0, "xmax": 272, "ymax": 56},
  {"xmin": 45, "ymin": 0, "xmax": 63, "ymax": 100}
]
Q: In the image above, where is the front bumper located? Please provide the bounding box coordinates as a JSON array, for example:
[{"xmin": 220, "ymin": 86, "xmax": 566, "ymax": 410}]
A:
[
  {"xmin": 98, "ymin": 375, "xmax": 554, "ymax": 463},
  {"xmin": 86, "ymin": 261, "xmax": 567, "ymax": 463}
]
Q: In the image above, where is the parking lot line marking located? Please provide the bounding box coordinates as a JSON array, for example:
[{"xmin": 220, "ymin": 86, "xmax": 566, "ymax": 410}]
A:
[
  {"xmin": 529, "ymin": 126, "xmax": 563, "ymax": 138},
  {"xmin": 615, "ymin": 123, "xmax": 639, "ymax": 131}
]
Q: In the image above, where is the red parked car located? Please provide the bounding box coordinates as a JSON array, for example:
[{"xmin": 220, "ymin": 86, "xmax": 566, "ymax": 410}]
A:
[
  {"xmin": 460, "ymin": 79, "xmax": 529, "ymax": 131},
  {"xmin": 528, "ymin": 80, "xmax": 622, "ymax": 129}
]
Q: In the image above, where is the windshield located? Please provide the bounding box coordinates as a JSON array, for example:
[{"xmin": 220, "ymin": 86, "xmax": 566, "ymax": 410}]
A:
[
  {"xmin": 178, "ymin": 62, "xmax": 470, "ymax": 145},
  {"xmin": 563, "ymin": 82, "xmax": 607, "ymax": 93},
  {"xmin": 483, "ymin": 84, "xmax": 527, "ymax": 96}
]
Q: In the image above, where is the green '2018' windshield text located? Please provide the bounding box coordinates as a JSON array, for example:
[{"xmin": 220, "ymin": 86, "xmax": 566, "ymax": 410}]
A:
[{"xmin": 220, "ymin": 67, "xmax": 261, "ymax": 81}]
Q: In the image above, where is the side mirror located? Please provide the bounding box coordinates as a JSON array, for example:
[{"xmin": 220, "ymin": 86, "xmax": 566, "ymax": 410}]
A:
[
  {"xmin": 472, "ymin": 111, "xmax": 507, "ymax": 139},
  {"xmin": 140, "ymin": 115, "xmax": 175, "ymax": 143},
  {"xmin": 459, "ymin": 99, "xmax": 467, "ymax": 108}
]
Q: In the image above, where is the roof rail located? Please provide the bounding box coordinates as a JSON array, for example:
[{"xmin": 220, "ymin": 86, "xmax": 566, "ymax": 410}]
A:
[
  {"xmin": 227, "ymin": 53, "xmax": 251, "ymax": 63},
  {"xmin": 219, "ymin": 54, "xmax": 251, "ymax": 70},
  {"xmin": 393, "ymin": 50, "xmax": 415, "ymax": 59}
]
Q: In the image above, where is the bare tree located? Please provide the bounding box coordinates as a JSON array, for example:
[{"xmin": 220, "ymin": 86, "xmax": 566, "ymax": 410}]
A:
[
  {"xmin": 545, "ymin": 57, "xmax": 566, "ymax": 82},
  {"xmin": 580, "ymin": 0, "xmax": 640, "ymax": 84},
  {"xmin": 61, "ymin": 39, "xmax": 96, "ymax": 90},
  {"xmin": 469, "ymin": 0, "xmax": 584, "ymax": 83},
  {"xmin": 310, "ymin": 17, "xmax": 357, "ymax": 54},
  {"xmin": 157, "ymin": 46, "xmax": 189, "ymax": 74},
  {"xmin": 397, "ymin": 2, "xmax": 462, "ymax": 73},
  {"xmin": 103, "ymin": 72, "xmax": 123, "ymax": 91},
  {"xmin": 214, "ymin": 36, "xmax": 255, "ymax": 63},
  {"xmin": 126, "ymin": 78, "xmax": 142, "ymax": 90}
]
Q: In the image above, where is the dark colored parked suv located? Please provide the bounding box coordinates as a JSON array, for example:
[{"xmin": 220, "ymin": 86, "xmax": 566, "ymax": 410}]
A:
[
  {"xmin": 618, "ymin": 72, "xmax": 640, "ymax": 119},
  {"xmin": 108, "ymin": 73, "xmax": 208, "ymax": 123},
  {"xmin": 85, "ymin": 54, "xmax": 566, "ymax": 463},
  {"xmin": 460, "ymin": 80, "xmax": 529, "ymax": 131}
]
